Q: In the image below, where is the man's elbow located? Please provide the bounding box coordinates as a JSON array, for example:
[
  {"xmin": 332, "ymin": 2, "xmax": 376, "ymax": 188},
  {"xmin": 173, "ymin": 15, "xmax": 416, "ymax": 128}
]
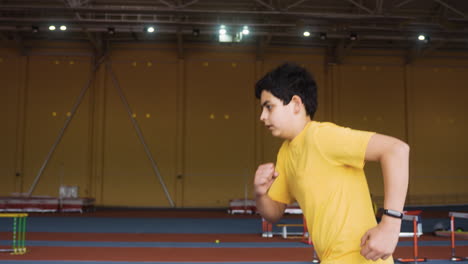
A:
[
  {"xmin": 391, "ymin": 140, "xmax": 410, "ymax": 157},
  {"xmin": 397, "ymin": 141, "xmax": 410, "ymax": 153},
  {"xmin": 257, "ymin": 202, "xmax": 285, "ymax": 223},
  {"xmin": 267, "ymin": 214, "xmax": 283, "ymax": 224}
]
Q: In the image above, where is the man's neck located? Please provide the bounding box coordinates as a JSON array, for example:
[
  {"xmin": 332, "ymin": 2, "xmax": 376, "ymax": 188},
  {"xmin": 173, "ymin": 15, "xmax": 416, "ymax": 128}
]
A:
[{"xmin": 288, "ymin": 117, "xmax": 311, "ymax": 141}]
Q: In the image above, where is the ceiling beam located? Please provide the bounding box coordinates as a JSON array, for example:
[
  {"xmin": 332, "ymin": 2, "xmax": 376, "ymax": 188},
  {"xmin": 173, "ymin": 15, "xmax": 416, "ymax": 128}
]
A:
[
  {"xmin": 11, "ymin": 31, "xmax": 26, "ymax": 55},
  {"xmin": 345, "ymin": 0, "xmax": 374, "ymax": 14},
  {"xmin": 333, "ymin": 40, "xmax": 346, "ymax": 64},
  {"xmin": 159, "ymin": 0, "xmax": 200, "ymax": 9},
  {"xmin": 177, "ymin": 28, "xmax": 184, "ymax": 59},
  {"xmin": 405, "ymin": 43, "xmax": 423, "ymax": 64},
  {"xmin": 131, "ymin": 32, "xmax": 139, "ymax": 41},
  {"xmin": 420, "ymin": 40, "xmax": 447, "ymax": 57},
  {"xmin": 256, "ymin": 34, "xmax": 272, "ymax": 60},
  {"xmin": 0, "ymin": 32, "xmax": 11, "ymax": 49},
  {"xmin": 0, "ymin": 32, "xmax": 9, "ymax": 41},
  {"xmin": 0, "ymin": 5, "xmax": 426, "ymax": 20}
]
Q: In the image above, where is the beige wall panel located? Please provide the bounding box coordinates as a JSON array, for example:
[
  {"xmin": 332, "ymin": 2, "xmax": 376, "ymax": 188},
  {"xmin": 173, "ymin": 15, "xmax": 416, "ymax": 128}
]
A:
[
  {"xmin": 22, "ymin": 56, "xmax": 92, "ymax": 197},
  {"xmin": 183, "ymin": 57, "xmax": 256, "ymax": 207},
  {"xmin": 0, "ymin": 53, "xmax": 19, "ymax": 195},
  {"xmin": 259, "ymin": 56, "xmax": 326, "ymax": 165},
  {"xmin": 102, "ymin": 59, "xmax": 178, "ymax": 207},
  {"xmin": 109, "ymin": 44, "xmax": 178, "ymax": 61},
  {"xmin": 343, "ymin": 54, "xmax": 405, "ymax": 65},
  {"xmin": 412, "ymin": 55, "xmax": 468, "ymax": 67},
  {"xmin": 186, "ymin": 45, "xmax": 254, "ymax": 58},
  {"xmin": 26, "ymin": 41, "xmax": 92, "ymax": 52},
  {"xmin": 335, "ymin": 63, "xmax": 406, "ymax": 200},
  {"xmin": 409, "ymin": 66, "xmax": 468, "ymax": 203}
]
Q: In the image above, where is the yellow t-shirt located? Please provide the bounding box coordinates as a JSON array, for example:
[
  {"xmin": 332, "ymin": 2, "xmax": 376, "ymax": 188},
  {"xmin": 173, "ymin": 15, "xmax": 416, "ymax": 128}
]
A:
[{"xmin": 268, "ymin": 121, "xmax": 393, "ymax": 264}]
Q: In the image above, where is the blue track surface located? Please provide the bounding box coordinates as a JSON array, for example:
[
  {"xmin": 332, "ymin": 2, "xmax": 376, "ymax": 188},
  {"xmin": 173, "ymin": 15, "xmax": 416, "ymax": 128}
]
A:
[
  {"xmin": 1, "ymin": 212, "xmax": 467, "ymax": 264},
  {"xmin": 0, "ymin": 261, "xmax": 464, "ymax": 264},
  {"xmin": 0, "ymin": 217, "xmax": 263, "ymax": 233},
  {"xmin": 0, "ymin": 240, "xmax": 312, "ymax": 248},
  {"xmin": 1, "ymin": 240, "xmax": 467, "ymax": 248},
  {"xmin": 2, "ymin": 216, "xmax": 466, "ymax": 234}
]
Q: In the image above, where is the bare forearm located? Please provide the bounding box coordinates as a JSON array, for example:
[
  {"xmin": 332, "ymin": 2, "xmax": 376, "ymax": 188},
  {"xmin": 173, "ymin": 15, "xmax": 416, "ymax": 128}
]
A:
[
  {"xmin": 256, "ymin": 194, "xmax": 285, "ymax": 223},
  {"xmin": 361, "ymin": 135, "xmax": 410, "ymax": 260},
  {"xmin": 381, "ymin": 141, "xmax": 409, "ymax": 222}
]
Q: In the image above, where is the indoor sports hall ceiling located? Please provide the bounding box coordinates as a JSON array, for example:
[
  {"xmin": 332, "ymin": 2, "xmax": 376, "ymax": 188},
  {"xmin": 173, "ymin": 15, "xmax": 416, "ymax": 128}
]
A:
[{"xmin": 1, "ymin": 0, "xmax": 468, "ymax": 54}]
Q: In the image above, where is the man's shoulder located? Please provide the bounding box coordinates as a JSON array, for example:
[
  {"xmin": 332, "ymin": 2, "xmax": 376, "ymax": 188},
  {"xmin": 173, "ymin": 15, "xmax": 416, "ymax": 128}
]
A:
[
  {"xmin": 312, "ymin": 121, "xmax": 340, "ymax": 128},
  {"xmin": 311, "ymin": 121, "xmax": 365, "ymax": 134},
  {"xmin": 309, "ymin": 121, "xmax": 364, "ymax": 143},
  {"xmin": 309, "ymin": 121, "xmax": 343, "ymax": 134}
]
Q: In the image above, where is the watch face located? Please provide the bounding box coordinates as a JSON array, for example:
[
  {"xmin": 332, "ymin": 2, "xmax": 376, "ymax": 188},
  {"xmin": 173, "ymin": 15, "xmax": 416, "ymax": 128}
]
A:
[{"xmin": 385, "ymin": 209, "xmax": 403, "ymax": 218}]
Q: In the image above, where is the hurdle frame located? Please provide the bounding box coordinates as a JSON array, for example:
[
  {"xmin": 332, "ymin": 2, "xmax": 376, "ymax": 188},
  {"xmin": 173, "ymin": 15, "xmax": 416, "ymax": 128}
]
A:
[
  {"xmin": 396, "ymin": 211, "xmax": 427, "ymax": 263},
  {"xmin": 449, "ymin": 212, "xmax": 468, "ymax": 262},
  {"xmin": 0, "ymin": 213, "xmax": 27, "ymax": 255},
  {"xmin": 261, "ymin": 216, "xmax": 320, "ymax": 263}
]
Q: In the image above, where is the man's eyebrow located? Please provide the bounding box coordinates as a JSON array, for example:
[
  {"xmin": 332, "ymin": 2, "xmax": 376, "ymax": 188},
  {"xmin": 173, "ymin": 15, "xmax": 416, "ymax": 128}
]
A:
[{"xmin": 261, "ymin": 101, "xmax": 270, "ymax": 107}]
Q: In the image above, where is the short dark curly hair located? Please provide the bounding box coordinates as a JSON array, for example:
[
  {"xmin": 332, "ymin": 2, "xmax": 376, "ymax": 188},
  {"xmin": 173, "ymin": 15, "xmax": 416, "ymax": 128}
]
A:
[{"xmin": 255, "ymin": 62, "xmax": 318, "ymax": 119}]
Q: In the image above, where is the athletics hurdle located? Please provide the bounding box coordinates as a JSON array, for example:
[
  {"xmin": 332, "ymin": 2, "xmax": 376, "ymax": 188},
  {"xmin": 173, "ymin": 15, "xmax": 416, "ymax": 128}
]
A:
[
  {"xmin": 261, "ymin": 216, "xmax": 305, "ymax": 239},
  {"xmin": 261, "ymin": 217, "xmax": 320, "ymax": 263},
  {"xmin": 449, "ymin": 212, "xmax": 468, "ymax": 262},
  {"xmin": 301, "ymin": 217, "xmax": 320, "ymax": 263},
  {"xmin": 0, "ymin": 213, "xmax": 27, "ymax": 255},
  {"xmin": 396, "ymin": 210, "xmax": 427, "ymax": 263},
  {"xmin": 261, "ymin": 217, "xmax": 273, "ymax": 237}
]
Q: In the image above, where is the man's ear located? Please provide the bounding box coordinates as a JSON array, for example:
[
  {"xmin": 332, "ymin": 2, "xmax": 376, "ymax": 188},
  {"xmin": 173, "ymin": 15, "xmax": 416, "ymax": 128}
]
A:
[{"xmin": 291, "ymin": 95, "xmax": 303, "ymax": 113}]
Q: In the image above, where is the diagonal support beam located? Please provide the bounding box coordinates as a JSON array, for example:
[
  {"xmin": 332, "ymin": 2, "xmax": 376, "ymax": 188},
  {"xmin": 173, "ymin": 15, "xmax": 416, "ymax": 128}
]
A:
[
  {"xmin": 433, "ymin": 0, "xmax": 466, "ymax": 18},
  {"xmin": 159, "ymin": 0, "xmax": 175, "ymax": 8},
  {"xmin": 255, "ymin": 0, "xmax": 275, "ymax": 10},
  {"xmin": 27, "ymin": 55, "xmax": 107, "ymax": 196},
  {"xmin": 106, "ymin": 62, "xmax": 175, "ymax": 207},
  {"xmin": 64, "ymin": 0, "xmax": 83, "ymax": 19},
  {"xmin": 345, "ymin": 0, "xmax": 374, "ymax": 14},
  {"xmin": 394, "ymin": 0, "xmax": 415, "ymax": 8},
  {"xmin": 179, "ymin": 0, "xmax": 199, "ymax": 8},
  {"xmin": 84, "ymin": 31, "xmax": 105, "ymax": 57},
  {"xmin": 376, "ymin": 0, "xmax": 384, "ymax": 14},
  {"xmin": 286, "ymin": 0, "xmax": 307, "ymax": 10},
  {"xmin": 79, "ymin": 0, "xmax": 91, "ymax": 6}
]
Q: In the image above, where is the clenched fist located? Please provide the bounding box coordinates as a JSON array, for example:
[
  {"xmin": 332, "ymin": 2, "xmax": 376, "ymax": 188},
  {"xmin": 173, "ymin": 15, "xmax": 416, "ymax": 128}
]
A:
[{"xmin": 254, "ymin": 163, "xmax": 279, "ymax": 196}]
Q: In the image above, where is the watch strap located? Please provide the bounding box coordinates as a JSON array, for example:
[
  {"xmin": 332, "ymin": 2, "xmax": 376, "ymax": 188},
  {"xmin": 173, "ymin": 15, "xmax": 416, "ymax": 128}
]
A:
[{"xmin": 383, "ymin": 209, "xmax": 404, "ymax": 219}]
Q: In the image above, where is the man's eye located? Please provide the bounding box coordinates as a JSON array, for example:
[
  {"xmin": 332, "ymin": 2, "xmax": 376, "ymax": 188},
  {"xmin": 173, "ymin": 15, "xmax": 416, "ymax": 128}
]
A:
[{"xmin": 266, "ymin": 105, "xmax": 272, "ymax": 110}]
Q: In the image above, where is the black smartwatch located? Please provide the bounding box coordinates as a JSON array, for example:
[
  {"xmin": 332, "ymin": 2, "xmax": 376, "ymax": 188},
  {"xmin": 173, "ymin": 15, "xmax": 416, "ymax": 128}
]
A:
[{"xmin": 383, "ymin": 209, "xmax": 404, "ymax": 219}]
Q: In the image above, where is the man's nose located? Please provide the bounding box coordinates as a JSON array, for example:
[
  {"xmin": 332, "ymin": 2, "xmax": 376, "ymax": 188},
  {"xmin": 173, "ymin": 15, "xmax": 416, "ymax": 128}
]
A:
[{"xmin": 260, "ymin": 109, "xmax": 266, "ymax": 121}]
